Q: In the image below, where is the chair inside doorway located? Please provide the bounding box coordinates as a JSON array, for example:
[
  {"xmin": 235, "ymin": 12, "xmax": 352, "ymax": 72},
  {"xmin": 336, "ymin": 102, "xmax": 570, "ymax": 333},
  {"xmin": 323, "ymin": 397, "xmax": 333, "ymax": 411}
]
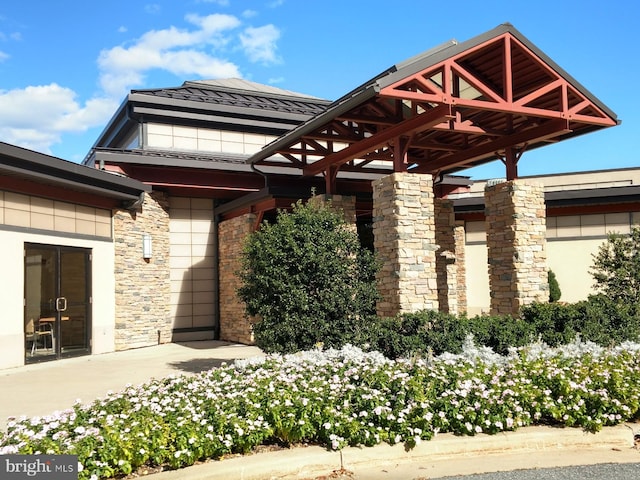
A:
[{"xmin": 25, "ymin": 318, "xmax": 53, "ymax": 355}]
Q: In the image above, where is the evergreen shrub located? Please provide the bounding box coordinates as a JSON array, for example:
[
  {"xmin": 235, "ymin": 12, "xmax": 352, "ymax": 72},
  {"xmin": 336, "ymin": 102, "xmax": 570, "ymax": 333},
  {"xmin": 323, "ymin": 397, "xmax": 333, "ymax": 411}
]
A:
[{"xmin": 237, "ymin": 198, "xmax": 380, "ymax": 354}]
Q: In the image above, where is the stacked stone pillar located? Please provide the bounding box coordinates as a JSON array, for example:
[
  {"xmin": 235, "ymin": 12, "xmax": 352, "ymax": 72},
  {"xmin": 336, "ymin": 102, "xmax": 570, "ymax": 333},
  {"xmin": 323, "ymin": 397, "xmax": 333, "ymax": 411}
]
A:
[
  {"xmin": 113, "ymin": 191, "xmax": 171, "ymax": 349},
  {"xmin": 434, "ymin": 198, "xmax": 467, "ymax": 315},
  {"xmin": 218, "ymin": 213, "xmax": 257, "ymax": 344},
  {"xmin": 309, "ymin": 194, "xmax": 357, "ymax": 226},
  {"xmin": 373, "ymin": 172, "xmax": 438, "ymax": 317},
  {"xmin": 485, "ymin": 180, "xmax": 548, "ymax": 315}
]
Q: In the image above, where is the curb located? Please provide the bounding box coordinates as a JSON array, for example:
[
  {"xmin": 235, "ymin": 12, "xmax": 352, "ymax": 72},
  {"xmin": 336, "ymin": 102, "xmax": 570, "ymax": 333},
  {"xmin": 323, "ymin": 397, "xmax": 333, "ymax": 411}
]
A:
[{"xmin": 151, "ymin": 424, "xmax": 635, "ymax": 480}]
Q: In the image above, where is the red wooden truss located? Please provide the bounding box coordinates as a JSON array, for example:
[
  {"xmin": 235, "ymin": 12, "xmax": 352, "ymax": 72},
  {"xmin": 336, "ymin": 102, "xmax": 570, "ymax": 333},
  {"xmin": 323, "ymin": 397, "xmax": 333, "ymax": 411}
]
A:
[{"xmin": 249, "ymin": 24, "xmax": 618, "ymax": 192}]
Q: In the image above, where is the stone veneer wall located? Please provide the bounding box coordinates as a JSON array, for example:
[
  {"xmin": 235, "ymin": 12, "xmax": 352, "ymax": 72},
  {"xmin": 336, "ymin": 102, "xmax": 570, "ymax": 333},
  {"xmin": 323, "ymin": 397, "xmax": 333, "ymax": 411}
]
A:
[
  {"xmin": 218, "ymin": 213, "xmax": 257, "ymax": 344},
  {"xmin": 485, "ymin": 180, "xmax": 548, "ymax": 315},
  {"xmin": 372, "ymin": 172, "xmax": 438, "ymax": 317},
  {"xmin": 434, "ymin": 199, "xmax": 467, "ymax": 315},
  {"xmin": 113, "ymin": 191, "xmax": 171, "ymax": 349}
]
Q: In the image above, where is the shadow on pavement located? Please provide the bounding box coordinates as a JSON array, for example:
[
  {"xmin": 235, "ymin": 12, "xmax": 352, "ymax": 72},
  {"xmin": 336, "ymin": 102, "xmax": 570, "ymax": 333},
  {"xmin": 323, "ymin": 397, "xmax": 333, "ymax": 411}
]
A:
[{"xmin": 167, "ymin": 357, "xmax": 236, "ymax": 374}]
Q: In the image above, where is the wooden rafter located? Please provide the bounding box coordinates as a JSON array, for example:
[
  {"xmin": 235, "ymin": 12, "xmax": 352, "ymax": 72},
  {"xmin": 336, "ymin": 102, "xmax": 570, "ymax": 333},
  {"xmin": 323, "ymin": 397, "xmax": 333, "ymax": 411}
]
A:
[{"xmin": 249, "ymin": 25, "xmax": 618, "ymax": 183}]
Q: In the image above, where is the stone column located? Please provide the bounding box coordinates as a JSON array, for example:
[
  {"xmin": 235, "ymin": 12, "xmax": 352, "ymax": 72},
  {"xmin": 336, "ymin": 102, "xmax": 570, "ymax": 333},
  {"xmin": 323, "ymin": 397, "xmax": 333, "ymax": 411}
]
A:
[
  {"xmin": 309, "ymin": 194, "xmax": 357, "ymax": 227},
  {"xmin": 218, "ymin": 213, "xmax": 257, "ymax": 344},
  {"xmin": 454, "ymin": 220, "xmax": 467, "ymax": 313},
  {"xmin": 113, "ymin": 191, "xmax": 171, "ymax": 350},
  {"xmin": 485, "ymin": 180, "xmax": 548, "ymax": 316},
  {"xmin": 372, "ymin": 172, "xmax": 438, "ymax": 317},
  {"xmin": 434, "ymin": 199, "xmax": 466, "ymax": 315}
]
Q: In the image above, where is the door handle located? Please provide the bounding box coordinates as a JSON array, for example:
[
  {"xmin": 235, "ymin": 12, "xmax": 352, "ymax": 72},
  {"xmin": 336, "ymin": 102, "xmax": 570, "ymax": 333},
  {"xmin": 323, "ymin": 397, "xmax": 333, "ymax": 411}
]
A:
[{"xmin": 56, "ymin": 297, "xmax": 67, "ymax": 312}]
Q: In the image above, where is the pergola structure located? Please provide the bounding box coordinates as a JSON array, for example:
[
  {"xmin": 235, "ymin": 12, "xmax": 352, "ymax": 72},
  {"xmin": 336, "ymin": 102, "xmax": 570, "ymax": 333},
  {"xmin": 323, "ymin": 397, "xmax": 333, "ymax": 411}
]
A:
[
  {"xmin": 246, "ymin": 23, "xmax": 618, "ymax": 318},
  {"xmin": 247, "ymin": 23, "xmax": 618, "ymax": 191}
]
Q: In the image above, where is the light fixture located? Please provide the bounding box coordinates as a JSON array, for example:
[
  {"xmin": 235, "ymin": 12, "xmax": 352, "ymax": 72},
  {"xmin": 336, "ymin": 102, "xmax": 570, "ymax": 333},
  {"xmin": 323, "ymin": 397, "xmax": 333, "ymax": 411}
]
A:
[{"xmin": 142, "ymin": 233, "xmax": 152, "ymax": 259}]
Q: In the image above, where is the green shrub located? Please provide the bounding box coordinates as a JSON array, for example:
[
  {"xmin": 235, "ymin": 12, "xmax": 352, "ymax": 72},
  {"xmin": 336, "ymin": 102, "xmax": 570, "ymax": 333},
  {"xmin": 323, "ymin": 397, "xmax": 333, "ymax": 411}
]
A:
[
  {"xmin": 577, "ymin": 295, "xmax": 640, "ymax": 345},
  {"xmin": 237, "ymin": 198, "xmax": 380, "ymax": 354},
  {"xmin": 470, "ymin": 314, "xmax": 536, "ymax": 355},
  {"xmin": 548, "ymin": 269, "xmax": 561, "ymax": 302},
  {"xmin": 590, "ymin": 226, "xmax": 640, "ymax": 305},
  {"xmin": 368, "ymin": 311, "xmax": 535, "ymax": 358},
  {"xmin": 519, "ymin": 302, "xmax": 581, "ymax": 346}
]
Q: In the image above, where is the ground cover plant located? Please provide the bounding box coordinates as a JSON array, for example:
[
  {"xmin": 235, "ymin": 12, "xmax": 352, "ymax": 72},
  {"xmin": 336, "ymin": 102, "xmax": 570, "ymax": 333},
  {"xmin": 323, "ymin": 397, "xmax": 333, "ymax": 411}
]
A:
[{"xmin": 2, "ymin": 340, "xmax": 640, "ymax": 480}]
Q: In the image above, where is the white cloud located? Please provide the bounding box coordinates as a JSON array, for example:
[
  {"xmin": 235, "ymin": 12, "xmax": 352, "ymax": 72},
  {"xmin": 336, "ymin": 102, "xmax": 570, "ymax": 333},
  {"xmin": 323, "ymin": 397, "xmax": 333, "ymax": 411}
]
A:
[
  {"xmin": 118, "ymin": 26, "xmax": 127, "ymax": 33},
  {"xmin": 97, "ymin": 13, "xmax": 243, "ymax": 97},
  {"xmin": 0, "ymin": 11, "xmax": 285, "ymax": 155},
  {"xmin": 0, "ymin": 84, "xmax": 118, "ymax": 153},
  {"xmin": 239, "ymin": 24, "xmax": 281, "ymax": 64}
]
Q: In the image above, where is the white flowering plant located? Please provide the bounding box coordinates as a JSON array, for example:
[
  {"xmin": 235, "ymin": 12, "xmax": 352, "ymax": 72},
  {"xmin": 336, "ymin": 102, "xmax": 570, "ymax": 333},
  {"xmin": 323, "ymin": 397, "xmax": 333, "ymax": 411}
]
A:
[{"xmin": 2, "ymin": 339, "xmax": 640, "ymax": 479}]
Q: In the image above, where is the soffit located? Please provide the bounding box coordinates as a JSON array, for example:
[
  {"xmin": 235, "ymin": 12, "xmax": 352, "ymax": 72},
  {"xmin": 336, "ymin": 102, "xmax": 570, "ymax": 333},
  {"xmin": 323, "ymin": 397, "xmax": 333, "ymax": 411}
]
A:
[{"xmin": 0, "ymin": 142, "xmax": 149, "ymax": 205}]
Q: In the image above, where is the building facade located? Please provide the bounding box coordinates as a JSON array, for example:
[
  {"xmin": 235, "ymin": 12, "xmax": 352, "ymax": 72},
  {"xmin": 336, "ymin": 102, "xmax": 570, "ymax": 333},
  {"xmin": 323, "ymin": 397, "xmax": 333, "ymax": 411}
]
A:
[{"xmin": 1, "ymin": 24, "xmax": 631, "ymax": 369}]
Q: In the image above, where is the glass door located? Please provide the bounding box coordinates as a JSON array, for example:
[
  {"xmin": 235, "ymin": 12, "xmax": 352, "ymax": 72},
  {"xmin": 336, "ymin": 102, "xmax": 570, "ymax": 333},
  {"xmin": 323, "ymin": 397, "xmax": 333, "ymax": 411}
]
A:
[{"xmin": 24, "ymin": 244, "xmax": 92, "ymax": 362}]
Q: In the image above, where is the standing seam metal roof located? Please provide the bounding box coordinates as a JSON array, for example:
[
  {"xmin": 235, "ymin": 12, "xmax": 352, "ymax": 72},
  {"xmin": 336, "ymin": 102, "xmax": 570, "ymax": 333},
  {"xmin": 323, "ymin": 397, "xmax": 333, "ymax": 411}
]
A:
[{"xmin": 130, "ymin": 79, "xmax": 330, "ymax": 117}]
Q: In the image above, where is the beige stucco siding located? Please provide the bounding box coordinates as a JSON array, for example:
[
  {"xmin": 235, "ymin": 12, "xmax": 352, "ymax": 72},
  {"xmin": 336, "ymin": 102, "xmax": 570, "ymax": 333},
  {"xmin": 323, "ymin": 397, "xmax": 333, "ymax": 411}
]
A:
[
  {"xmin": 0, "ymin": 229, "xmax": 116, "ymax": 370},
  {"xmin": 464, "ymin": 211, "xmax": 640, "ymax": 315}
]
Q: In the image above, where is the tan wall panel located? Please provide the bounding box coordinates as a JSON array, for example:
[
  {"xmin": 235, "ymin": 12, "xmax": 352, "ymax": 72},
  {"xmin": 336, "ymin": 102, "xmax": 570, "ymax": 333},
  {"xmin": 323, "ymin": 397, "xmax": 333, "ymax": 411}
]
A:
[
  {"xmin": 168, "ymin": 197, "xmax": 215, "ymax": 341},
  {"xmin": 464, "ymin": 241, "xmax": 490, "ymax": 316},
  {"xmin": 0, "ymin": 190, "xmax": 112, "ymax": 238}
]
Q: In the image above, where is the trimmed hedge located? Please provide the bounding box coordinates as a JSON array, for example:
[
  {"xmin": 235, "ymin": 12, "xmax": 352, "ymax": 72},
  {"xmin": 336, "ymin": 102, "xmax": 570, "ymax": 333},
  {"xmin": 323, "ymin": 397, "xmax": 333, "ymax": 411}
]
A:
[{"xmin": 366, "ymin": 295, "xmax": 640, "ymax": 359}]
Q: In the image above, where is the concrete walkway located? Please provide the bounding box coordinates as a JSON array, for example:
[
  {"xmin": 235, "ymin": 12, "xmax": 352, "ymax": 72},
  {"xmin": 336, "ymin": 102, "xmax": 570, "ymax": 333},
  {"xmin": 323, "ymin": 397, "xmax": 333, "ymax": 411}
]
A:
[
  {"xmin": 0, "ymin": 340, "xmax": 262, "ymax": 430},
  {"xmin": 1, "ymin": 341, "xmax": 639, "ymax": 479}
]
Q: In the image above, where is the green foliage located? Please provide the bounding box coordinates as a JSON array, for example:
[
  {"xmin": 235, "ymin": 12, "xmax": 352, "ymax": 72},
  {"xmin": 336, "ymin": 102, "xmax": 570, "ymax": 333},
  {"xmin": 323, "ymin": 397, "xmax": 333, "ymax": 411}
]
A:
[
  {"xmin": 590, "ymin": 226, "xmax": 640, "ymax": 305},
  {"xmin": 519, "ymin": 297, "xmax": 640, "ymax": 347},
  {"xmin": 369, "ymin": 297, "xmax": 640, "ymax": 360},
  {"xmin": 548, "ymin": 269, "xmax": 561, "ymax": 302},
  {"xmin": 5, "ymin": 344, "xmax": 640, "ymax": 479},
  {"xmin": 237, "ymin": 198, "xmax": 380, "ymax": 354},
  {"xmin": 519, "ymin": 302, "xmax": 579, "ymax": 346},
  {"xmin": 368, "ymin": 310, "xmax": 537, "ymax": 358}
]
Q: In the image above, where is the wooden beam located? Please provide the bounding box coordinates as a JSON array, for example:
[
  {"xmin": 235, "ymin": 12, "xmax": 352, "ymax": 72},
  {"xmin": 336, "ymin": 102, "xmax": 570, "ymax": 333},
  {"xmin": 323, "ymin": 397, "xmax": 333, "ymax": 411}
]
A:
[
  {"xmin": 413, "ymin": 119, "xmax": 571, "ymax": 173},
  {"xmin": 303, "ymin": 104, "xmax": 454, "ymax": 177}
]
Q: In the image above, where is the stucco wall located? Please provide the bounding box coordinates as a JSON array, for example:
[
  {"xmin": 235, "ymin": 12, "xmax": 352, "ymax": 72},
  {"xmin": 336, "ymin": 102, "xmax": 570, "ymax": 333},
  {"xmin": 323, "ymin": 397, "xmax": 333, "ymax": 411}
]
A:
[
  {"xmin": 0, "ymin": 229, "xmax": 116, "ymax": 370},
  {"xmin": 464, "ymin": 211, "xmax": 640, "ymax": 314}
]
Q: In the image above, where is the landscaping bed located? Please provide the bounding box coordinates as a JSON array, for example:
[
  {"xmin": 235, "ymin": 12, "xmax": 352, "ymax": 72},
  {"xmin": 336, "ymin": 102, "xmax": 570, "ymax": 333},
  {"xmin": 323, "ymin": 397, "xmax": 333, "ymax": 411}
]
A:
[{"xmin": 1, "ymin": 339, "xmax": 640, "ymax": 480}]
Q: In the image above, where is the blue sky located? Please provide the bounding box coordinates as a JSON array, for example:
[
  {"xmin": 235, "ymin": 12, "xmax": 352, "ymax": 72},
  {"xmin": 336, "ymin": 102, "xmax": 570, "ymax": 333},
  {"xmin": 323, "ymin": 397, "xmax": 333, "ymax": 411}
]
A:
[{"xmin": 0, "ymin": 0, "xmax": 637, "ymax": 180}]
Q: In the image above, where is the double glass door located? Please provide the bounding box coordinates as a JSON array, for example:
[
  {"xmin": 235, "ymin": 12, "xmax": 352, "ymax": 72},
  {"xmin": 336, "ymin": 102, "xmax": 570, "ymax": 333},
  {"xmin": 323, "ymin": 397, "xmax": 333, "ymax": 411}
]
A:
[{"xmin": 24, "ymin": 244, "xmax": 91, "ymax": 362}]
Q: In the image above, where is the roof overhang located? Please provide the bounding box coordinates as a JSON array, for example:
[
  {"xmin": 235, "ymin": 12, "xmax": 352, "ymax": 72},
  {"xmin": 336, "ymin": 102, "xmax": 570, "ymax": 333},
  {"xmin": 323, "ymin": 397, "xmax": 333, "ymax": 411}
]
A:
[
  {"xmin": 0, "ymin": 142, "xmax": 150, "ymax": 210},
  {"xmin": 453, "ymin": 184, "xmax": 640, "ymax": 216},
  {"xmin": 247, "ymin": 23, "xmax": 619, "ymax": 185}
]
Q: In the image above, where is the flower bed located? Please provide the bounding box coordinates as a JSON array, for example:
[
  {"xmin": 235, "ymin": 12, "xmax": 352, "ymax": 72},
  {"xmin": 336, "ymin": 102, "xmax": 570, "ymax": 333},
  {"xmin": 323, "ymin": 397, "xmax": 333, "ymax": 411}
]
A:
[{"xmin": 2, "ymin": 339, "xmax": 640, "ymax": 480}]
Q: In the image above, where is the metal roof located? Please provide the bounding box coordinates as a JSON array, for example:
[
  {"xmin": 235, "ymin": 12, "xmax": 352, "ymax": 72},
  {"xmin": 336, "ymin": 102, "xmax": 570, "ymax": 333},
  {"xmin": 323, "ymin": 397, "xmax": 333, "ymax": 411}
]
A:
[
  {"xmin": 247, "ymin": 23, "xmax": 619, "ymax": 188},
  {"xmin": 130, "ymin": 78, "xmax": 330, "ymax": 117},
  {"xmin": 0, "ymin": 142, "xmax": 150, "ymax": 208},
  {"xmin": 86, "ymin": 79, "xmax": 331, "ymax": 163}
]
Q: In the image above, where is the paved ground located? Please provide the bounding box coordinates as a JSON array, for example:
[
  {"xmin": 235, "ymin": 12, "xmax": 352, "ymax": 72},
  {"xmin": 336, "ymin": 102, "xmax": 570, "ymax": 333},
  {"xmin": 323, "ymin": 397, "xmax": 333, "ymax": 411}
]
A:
[
  {"xmin": 0, "ymin": 340, "xmax": 262, "ymax": 430},
  {"xmin": 1, "ymin": 341, "xmax": 640, "ymax": 479}
]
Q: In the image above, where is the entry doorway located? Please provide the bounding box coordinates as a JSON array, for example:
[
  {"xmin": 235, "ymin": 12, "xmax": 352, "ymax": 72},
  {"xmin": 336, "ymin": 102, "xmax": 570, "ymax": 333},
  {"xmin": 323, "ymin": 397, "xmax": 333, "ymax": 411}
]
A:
[{"xmin": 24, "ymin": 244, "xmax": 92, "ymax": 362}]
